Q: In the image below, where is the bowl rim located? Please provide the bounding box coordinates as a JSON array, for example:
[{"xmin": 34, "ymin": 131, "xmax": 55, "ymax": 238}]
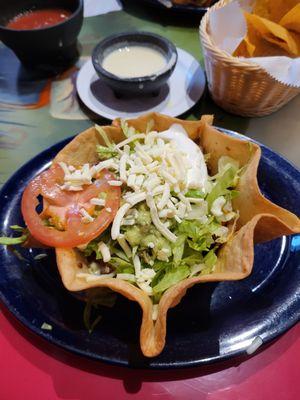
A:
[
  {"xmin": 91, "ymin": 30, "xmax": 178, "ymax": 83},
  {"xmin": 0, "ymin": 0, "xmax": 83, "ymax": 32}
]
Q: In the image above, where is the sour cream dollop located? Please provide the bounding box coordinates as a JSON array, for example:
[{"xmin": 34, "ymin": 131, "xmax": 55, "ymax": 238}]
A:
[{"xmin": 157, "ymin": 124, "xmax": 208, "ymax": 190}]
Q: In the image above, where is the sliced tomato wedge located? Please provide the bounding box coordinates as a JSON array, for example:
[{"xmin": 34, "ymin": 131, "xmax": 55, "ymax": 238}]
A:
[{"xmin": 21, "ymin": 164, "xmax": 121, "ymax": 248}]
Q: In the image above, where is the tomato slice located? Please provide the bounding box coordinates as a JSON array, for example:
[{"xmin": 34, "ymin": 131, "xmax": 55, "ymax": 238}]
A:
[{"xmin": 21, "ymin": 164, "xmax": 121, "ymax": 248}]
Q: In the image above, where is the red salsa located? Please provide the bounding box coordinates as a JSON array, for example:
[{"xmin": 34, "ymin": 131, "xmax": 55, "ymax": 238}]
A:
[{"xmin": 6, "ymin": 8, "xmax": 71, "ymax": 30}]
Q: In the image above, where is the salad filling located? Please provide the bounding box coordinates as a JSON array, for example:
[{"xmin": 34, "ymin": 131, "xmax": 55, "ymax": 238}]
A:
[
  {"xmin": 0, "ymin": 120, "xmax": 241, "ymax": 311},
  {"xmin": 58, "ymin": 121, "xmax": 241, "ymax": 306}
]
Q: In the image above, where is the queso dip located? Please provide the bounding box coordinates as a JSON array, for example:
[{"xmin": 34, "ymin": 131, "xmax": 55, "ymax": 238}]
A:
[{"xmin": 102, "ymin": 45, "xmax": 166, "ymax": 78}]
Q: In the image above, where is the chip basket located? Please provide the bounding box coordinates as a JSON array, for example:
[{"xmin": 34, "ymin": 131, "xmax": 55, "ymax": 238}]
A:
[{"xmin": 199, "ymin": 0, "xmax": 300, "ymax": 117}]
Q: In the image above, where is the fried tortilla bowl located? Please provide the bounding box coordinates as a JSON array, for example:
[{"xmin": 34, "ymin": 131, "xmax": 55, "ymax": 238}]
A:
[{"xmin": 53, "ymin": 113, "xmax": 300, "ymax": 357}]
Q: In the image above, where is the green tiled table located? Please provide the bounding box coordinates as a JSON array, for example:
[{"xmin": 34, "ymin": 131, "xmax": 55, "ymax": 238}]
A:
[
  {"xmin": 0, "ymin": 4, "xmax": 300, "ymax": 400},
  {"xmin": 0, "ymin": 3, "xmax": 299, "ymax": 190}
]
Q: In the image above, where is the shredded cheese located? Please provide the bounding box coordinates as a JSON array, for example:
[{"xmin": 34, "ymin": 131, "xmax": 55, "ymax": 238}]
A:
[
  {"xmin": 116, "ymin": 273, "xmax": 136, "ymax": 281},
  {"xmin": 98, "ymin": 242, "xmax": 111, "ymax": 262},
  {"xmin": 157, "ymin": 183, "xmax": 170, "ymax": 210},
  {"xmin": 41, "ymin": 322, "xmax": 52, "ymax": 331},
  {"xmin": 160, "ymin": 169, "xmax": 177, "ymax": 185},
  {"xmin": 92, "ymin": 159, "xmax": 118, "ymax": 174},
  {"xmin": 76, "ymin": 272, "xmax": 116, "ymax": 281},
  {"xmin": 133, "ymin": 254, "xmax": 142, "ymax": 275},
  {"xmin": 174, "ymin": 215, "xmax": 182, "ymax": 223},
  {"xmin": 178, "ymin": 193, "xmax": 192, "ymax": 212},
  {"xmin": 146, "ymin": 194, "xmax": 177, "ymax": 243},
  {"xmin": 117, "ymin": 235, "xmax": 132, "ymax": 258},
  {"xmin": 127, "ymin": 174, "xmax": 136, "ymax": 187},
  {"xmin": 119, "ymin": 154, "xmax": 127, "ymax": 182},
  {"xmin": 108, "ymin": 180, "xmax": 123, "ymax": 186},
  {"xmin": 211, "ymin": 196, "xmax": 226, "ymax": 217},
  {"xmin": 80, "ymin": 208, "xmax": 94, "ymax": 223},
  {"xmin": 111, "ymin": 203, "xmax": 131, "ymax": 239},
  {"xmin": 125, "ymin": 192, "xmax": 147, "ymax": 206},
  {"xmin": 115, "ymin": 133, "xmax": 146, "ymax": 149},
  {"xmin": 90, "ymin": 198, "xmax": 106, "ymax": 206}
]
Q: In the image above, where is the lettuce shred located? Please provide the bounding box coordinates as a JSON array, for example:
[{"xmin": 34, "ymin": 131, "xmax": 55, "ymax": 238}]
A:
[
  {"xmin": 206, "ymin": 166, "xmax": 238, "ymax": 208},
  {"xmin": 0, "ymin": 225, "xmax": 28, "ymax": 246},
  {"xmin": 121, "ymin": 119, "xmax": 138, "ymax": 138},
  {"xmin": 152, "ymin": 264, "xmax": 190, "ymax": 294},
  {"xmin": 96, "ymin": 145, "xmax": 118, "ymax": 160}
]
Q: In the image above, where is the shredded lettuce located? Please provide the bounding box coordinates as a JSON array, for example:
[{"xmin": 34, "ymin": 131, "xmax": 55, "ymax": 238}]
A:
[
  {"xmin": 185, "ymin": 189, "xmax": 205, "ymax": 198},
  {"xmin": 218, "ymin": 156, "xmax": 239, "ymax": 175},
  {"xmin": 172, "ymin": 234, "xmax": 186, "ymax": 265},
  {"xmin": 82, "ymin": 241, "xmax": 102, "ymax": 259},
  {"xmin": 96, "ymin": 145, "xmax": 118, "ymax": 160},
  {"xmin": 0, "ymin": 225, "xmax": 28, "ymax": 246},
  {"xmin": 0, "ymin": 235, "xmax": 28, "ymax": 245},
  {"xmin": 206, "ymin": 167, "xmax": 238, "ymax": 208},
  {"xmin": 146, "ymin": 119, "xmax": 154, "ymax": 134},
  {"xmin": 187, "ymin": 237, "xmax": 212, "ymax": 252},
  {"xmin": 95, "ymin": 125, "xmax": 118, "ymax": 160},
  {"xmin": 120, "ymin": 119, "xmax": 138, "ymax": 138},
  {"xmin": 95, "ymin": 125, "xmax": 114, "ymax": 148},
  {"xmin": 203, "ymin": 250, "xmax": 218, "ymax": 268},
  {"xmin": 152, "ymin": 264, "xmax": 190, "ymax": 295},
  {"xmin": 10, "ymin": 225, "xmax": 25, "ymax": 232},
  {"xmin": 177, "ymin": 219, "xmax": 221, "ymax": 268},
  {"xmin": 110, "ymin": 247, "xmax": 129, "ymax": 262},
  {"xmin": 228, "ymin": 190, "xmax": 240, "ymax": 200},
  {"xmin": 82, "ymin": 231, "xmax": 111, "ymax": 260},
  {"xmin": 178, "ymin": 218, "xmax": 219, "ymax": 240},
  {"xmin": 181, "ymin": 251, "xmax": 203, "ymax": 266},
  {"xmin": 150, "ymin": 261, "xmax": 170, "ymax": 292},
  {"xmin": 108, "ymin": 257, "xmax": 134, "ymax": 274}
]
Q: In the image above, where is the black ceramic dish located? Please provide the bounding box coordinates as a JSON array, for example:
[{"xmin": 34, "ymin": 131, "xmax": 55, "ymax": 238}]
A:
[
  {"xmin": 0, "ymin": 0, "xmax": 83, "ymax": 74},
  {"xmin": 92, "ymin": 31, "xmax": 178, "ymax": 97},
  {"xmin": 129, "ymin": 0, "xmax": 217, "ymax": 16},
  {"xmin": 0, "ymin": 129, "xmax": 299, "ymax": 368}
]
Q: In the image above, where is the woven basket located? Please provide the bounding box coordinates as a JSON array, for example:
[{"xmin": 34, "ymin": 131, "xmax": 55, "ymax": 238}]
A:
[{"xmin": 199, "ymin": 0, "xmax": 300, "ymax": 117}]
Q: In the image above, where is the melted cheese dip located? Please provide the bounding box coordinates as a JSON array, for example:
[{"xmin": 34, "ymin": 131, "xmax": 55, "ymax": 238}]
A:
[{"xmin": 102, "ymin": 45, "xmax": 166, "ymax": 78}]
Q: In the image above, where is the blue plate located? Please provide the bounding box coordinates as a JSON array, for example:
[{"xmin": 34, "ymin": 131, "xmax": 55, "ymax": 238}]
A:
[
  {"xmin": 137, "ymin": 0, "xmax": 216, "ymax": 16},
  {"xmin": 0, "ymin": 128, "xmax": 299, "ymax": 369}
]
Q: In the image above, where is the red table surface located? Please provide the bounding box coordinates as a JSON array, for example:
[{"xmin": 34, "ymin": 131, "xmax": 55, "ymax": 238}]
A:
[{"xmin": 0, "ymin": 305, "xmax": 299, "ymax": 400}]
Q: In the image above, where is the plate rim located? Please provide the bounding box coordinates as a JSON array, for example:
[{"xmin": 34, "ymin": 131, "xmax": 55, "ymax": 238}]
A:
[
  {"xmin": 138, "ymin": 0, "xmax": 212, "ymax": 14},
  {"xmin": 0, "ymin": 127, "xmax": 299, "ymax": 369}
]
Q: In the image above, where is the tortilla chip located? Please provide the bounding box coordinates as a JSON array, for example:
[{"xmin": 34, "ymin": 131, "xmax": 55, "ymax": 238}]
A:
[
  {"xmin": 233, "ymin": 23, "xmax": 289, "ymax": 58},
  {"xmin": 245, "ymin": 12, "xmax": 300, "ymax": 56},
  {"xmin": 234, "ymin": 35, "xmax": 256, "ymax": 57},
  {"xmin": 233, "ymin": 9, "xmax": 295, "ymax": 58},
  {"xmin": 253, "ymin": 0, "xmax": 300, "ymax": 23},
  {"xmin": 53, "ymin": 113, "xmax": 300, "ymax": 357},
  {"xmin": 280, "ymin": 3, "xmax": 300, "ymax": 33},
  {"xmin": 253, "ymin": 0, "xmax": 271, "ymax": 20}
]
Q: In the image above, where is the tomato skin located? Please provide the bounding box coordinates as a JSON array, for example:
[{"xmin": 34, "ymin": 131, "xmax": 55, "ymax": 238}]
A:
[{"xmin": 21, "ymin": 165, "xmax": 120, "ymax": 248}]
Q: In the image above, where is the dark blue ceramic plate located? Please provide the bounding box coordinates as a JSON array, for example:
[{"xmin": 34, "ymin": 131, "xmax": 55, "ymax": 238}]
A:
[
  {"xmin": 0, "ymin": 128, "xmax": 299, "ymax": 369},
  {"xmin": 138, "ymin": 0, "xmax": 217, "ymax": 15},
  {"xmin": 141, "ymin": 0, "xmax": 209, "ymax": 16}
]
